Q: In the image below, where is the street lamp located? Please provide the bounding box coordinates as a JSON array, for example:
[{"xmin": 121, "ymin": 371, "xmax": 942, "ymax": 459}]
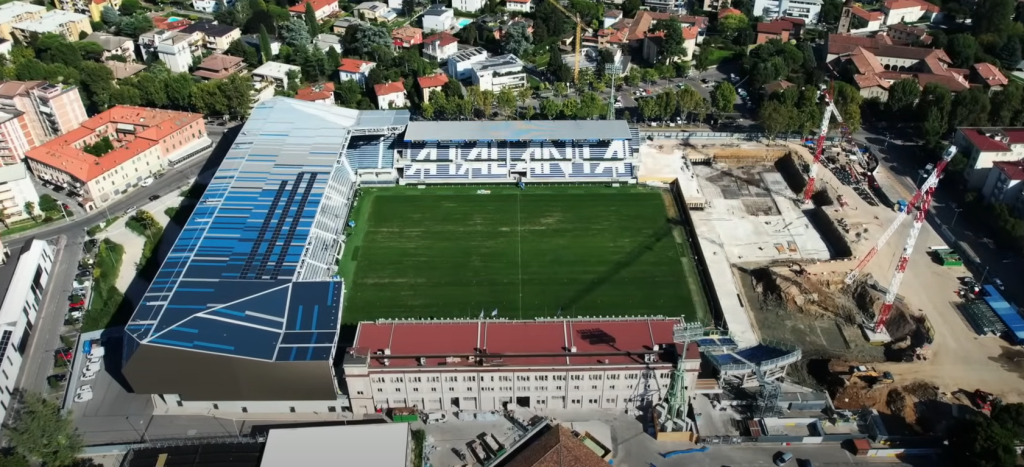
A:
[
  {"xmin": 951, "ymin": 207, "xmax": 964, "ymax": 230},
  {"xmin": 125, "ymin": 416, "xmax": 148, "ymax": 443}
]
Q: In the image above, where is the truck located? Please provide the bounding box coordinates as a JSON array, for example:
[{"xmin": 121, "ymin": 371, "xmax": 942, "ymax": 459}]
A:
[{"xmin": 483, "ymin": 433, "xmax": 503, "ymax": 454}]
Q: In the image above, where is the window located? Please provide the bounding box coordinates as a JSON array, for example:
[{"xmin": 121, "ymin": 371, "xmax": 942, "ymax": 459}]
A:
[
  {"xmin": 570, "ymin": 374, "xmax": 584, "ymax": 381},
  {"xmin": 410, "ymin": 377, "xmax": 421, "ymax": 383},
  {"xmin": 589, "ymin": 374, "xmax": 602, "ymax": 381},
  {"xmin": 573, "ymin": 385, "xmax": 580, "ymax": 391},
  {"xmin": 464, "ymin": 376, "xmax": 476, "ymax": 382},
  {"xmin": 328, "ymin": 406, "xmax": 337, "ymax": 412},
  {"xmin": 516, "ymin": 375, "xmax": 529, "ymax": 382},
  {"xmin": 390, "ymin": 377, "xmax": 404, "ymax": 383},
  {"xmin": 606, "ymin": 398, "xmax": 614, "ymax": 404},
  {"xmin": 356, "ymin": 391, "xmax": 364, "ymax": 395},
  {"xmin": 395, "ymin": 388, "xmax": 401, "ymax": 392},
  {"xmin": 589, "ymin": 399, "xmax": 598, "ymax": 404},
  {"xmin": 377, "ymin": 388, "xmax": 383, "ymax": 393},
  {"xmin": 554, "ymin": 375, "xmax": 565, "ymax": 381},
  {"xmin": 555, "ymin": 385, "xmax": 562, "ymax": 391},
  {"xmin": 534, "ymin": 375, "xmax": 548, "ymax": 381},
  {"xmin": 571, "ymin": 399, "xmax": 581, "ymax": 404},
  {"xmin": 428, "ymin": 376, "xmax": 440, "ymax": 383},
  {"xmin": 592, "ymin": 385, "xmax": 598, "ymax": 390},
  {"xmin": 517, "ymin": 386, "xmax": 529, "ymax": 392},
  {"xmin": 499, "ymin": 375, "xmax": 512, "ymax": 382},
  {"xmin": 445, "ymin": 376, "xmax": 457, "ymax": 382},
  {"xmin": 608, "ymin": 385, "xmax": 615, "ymax": 390},
  {"xmin": 176, "ymin": 400, "xmax": 183, "ymax": 407},
  {"xmin": 467, "ymin": 387, "xmax": 473, "ymax": 392},
  {"xmin": 431, "ymin": 387, "xmax": 437, "ymax": 392},
  {"xmin": 413, "ymin": 388, "xmax": 419, "ymax": 392},
  {"xmin": 212, "ymin": 403, "xmax": 219, "ymax": 410},
  {"xmin": 289, "ymin": 407, "xmax": 296, "ymax": 413},
  {"xmin": 448, "ymin": 387, "xmax": 455, "ymax": 392},
  {"xmin": 607, "ymin": 374, "xmax": 620, "ymax": 380},
  {"xmin": 660, "ymin": 373, "xmax": 671, "ymax": 379},
  {"xmin": 372, "ymin": 377, "xmax": 385, "ymax": 383}
]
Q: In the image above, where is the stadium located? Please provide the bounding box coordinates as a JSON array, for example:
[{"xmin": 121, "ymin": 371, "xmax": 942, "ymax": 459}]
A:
[{"xmin": 121, "ymin": 98, "xmax": 791, "ymax": 414}]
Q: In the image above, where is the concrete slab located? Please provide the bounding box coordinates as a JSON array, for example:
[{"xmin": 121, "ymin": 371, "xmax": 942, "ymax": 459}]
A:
[{"xmin": 423, "ymin": 415, "xmax": 525, "ymax": 467}]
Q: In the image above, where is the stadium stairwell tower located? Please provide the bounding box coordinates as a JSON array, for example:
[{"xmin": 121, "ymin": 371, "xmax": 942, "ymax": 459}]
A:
[{"xmin": 654, "ymin": 322, "xmax": 703, "ymax": 434}]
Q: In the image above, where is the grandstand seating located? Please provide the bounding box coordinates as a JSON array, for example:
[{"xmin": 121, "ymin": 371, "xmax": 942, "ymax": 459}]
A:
[
  {"xmin": 405, "ymin": 163, "xmax": 471, "ymax": 180},
  {"xmin": 528, "ymin": 162, "xmax": 567, "ymax": 178},
  {"xmin": 379, "ymin": 135, "xmax": 396, "ymax": 169},
  {"xmin": 346, "ymin": 136, "xmax": 385, "ymax": 169},
  {"xmin": 696, "ymin": 336, "xmax": 739, "ymax": 352},
  {"xmin": 470, "ymin": 163, "xmax": 509, "ymax": 179},
  {"xmin": 707, "ymin": 343, "xmax": 801, "ymax": 373},
  {"xmin": 630, "ymin": 127, "xmax": 641, "ymax": 152}
]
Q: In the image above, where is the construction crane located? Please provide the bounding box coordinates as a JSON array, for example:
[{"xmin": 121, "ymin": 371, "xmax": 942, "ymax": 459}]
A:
[
  {"xmin": 545, "ymin": 0, "xmax": 584, "ymax": 83},
  {"xmin": 802, "ymin": 86, "xmax": 843, "ymax": 204},
  {"xmin": 868, "ymin": 144, "xmax": 958, "ymax": 338},
  {"xmin": 844, "ymin": 144, "xmax": 957, "ymax": 285}
]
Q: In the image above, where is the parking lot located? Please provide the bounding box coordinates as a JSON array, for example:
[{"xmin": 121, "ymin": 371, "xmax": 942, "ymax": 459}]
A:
[{"xmin": 422, "ymin": 412, "xmax": 526, "ymax": 467}]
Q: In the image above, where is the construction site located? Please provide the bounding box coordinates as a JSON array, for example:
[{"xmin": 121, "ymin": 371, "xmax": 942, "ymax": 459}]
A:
[{"xmin": 637, "ymin": 105, "xmax": 1024, "ymax": 443}]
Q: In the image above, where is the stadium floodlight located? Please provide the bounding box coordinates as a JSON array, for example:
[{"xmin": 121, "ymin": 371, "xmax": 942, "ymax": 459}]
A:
[{"xmin": 605, "ymin": 64, "xmax": 622, "ymax": 120}]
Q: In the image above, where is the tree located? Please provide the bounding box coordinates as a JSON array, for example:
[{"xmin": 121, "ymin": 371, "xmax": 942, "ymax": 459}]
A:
[
  {"xmin": 280, "ymin": 18, "xmax": 313, "ymax": 47},
  {"xmin": 6, "ymin": 391, "xmax": 83, "ymax": 465},
  {"xmin": 992, "ymin": 403, "xmax": 1024, "ymax": 441},
  {"xmin": 100, "ymin": 5, "xmax": 120, "ymax": 26},
  {"xmin": 718, "ymin": 13, "xmax": 748, "ymax": 37},
  {"xmin": 119, "ymin": 14, "xmax": 153, "ymax": 38},
  {"xmin": 886, "ymin": 79, "xmax": 920, "ymax": 118},
  {"xmin": 75, "ymin": 41, "xmax": 106, "ymax": 61},
  {"xmin": 998, "ymin": 39, "xmax": 1021, "ymax": 70},
  {"xmin": 561, "ymin": 98, "xmax": 580, "ymax": 118},
  {"xmin": 501, "ymin": 21, "xmax": 532, "ymax": 57},
  {"xmin": 554, "ymin": 82, "xmax": 568, "ymax": 102},
  {"xmin": 832, "ymin": 81, "xmax": 862, "ymax": 132},
  {"xmin": 401, "ymin": 0, "xmax": 415, "ymax": 16},
  {"xmin": 945, "ymin": 34, "xmax": 978, "ymax": 68},
  {"xmin": 948, "ymin": 415, "xmax": 1017, "ymax": 467},
  {"xmin": 693, "ymin": 48, "xmax": 712, "ymax": 78},
  {"xmin": 165, "ymin": 72, "xmax": 196, "ymax": 111},
  {"xmin": 651, "ymin": 18, "xmax": 686, "ymax": 62},
  {"xmin": 304, "ymin": 2, "xmax": 319, "ymax": 36},
  {"xmin": 916, "ymin": 82, "xmax": 952, "ymax": 148},
  {"xmin": 547, "ymin": 45, "xmax": 572, "ymax": 83},
  {"xmin": 622, "ymin": 0, "xmax": 641, "ymax": 17},
  {"xmin": 950, "ymin": 87, "xmax": 991, "ymax": 130},
  {"xmin": 351, "ymin": 24, "xmax": 392, "ymax": 60},
  {"xmin": 458, "ymin": 23, "xmax": 477, "ymax": 45},
  {"xmin": 0, "ymin": 453, "xmax": 29, "ymax": 467},
  {"xmin": 531, "ymin": 0, "xmax": 569, "ymax": 43},
  {"xmin": 258, "ymin": 25, "xmax": 273, "ymax": 63},
  {"xmin": 972, "ymin": 0, "xmax": 1014, "ymax": 37},
  {"xmin": 22, "ymin": 201, "xmax": 35, "ymax": 221},
  {"xmin": 711, "ymin": 82, "xmax": 736, "ymax": 115},
  {"xmin": 227, "ymin": 38, "xmax": 259, "ymax": 66},
  {"xmin": 758, "ymin": 100, "xmax": 792, "ymax": 140},
  {"xmin": 497, "ymin": 87, "xmax": 517, "ymax": 118},
  {"xmin": 118, "ymin": 0, "xmax": 143, "ymax": 15}
]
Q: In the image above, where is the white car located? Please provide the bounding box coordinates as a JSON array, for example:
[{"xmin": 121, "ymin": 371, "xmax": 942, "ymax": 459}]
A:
[
  {"xmin": 76, "ymin": 385, "xmax": 93, "ymax": 394},
  {"xmin": 81, "ymin": 371, "xmax": 97, "ymax": 381},
  {"xmin": 123, "ymin": 206, "xmax": 138, "ymax": 216},
  {"xmin": 140, "ymin": 177, "xmax": 154, "ymax": 187},
  {"xmin": 614, "ymin": 102, "xmax": 623, "ymax": 108},
  {"xmin": 74, "ymin": 391, "xmax": 93, "ymax": 403}
]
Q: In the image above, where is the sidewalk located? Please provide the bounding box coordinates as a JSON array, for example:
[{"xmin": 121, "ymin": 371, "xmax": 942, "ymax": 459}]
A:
[{"xmin": 96, "ymin": 195, "xmax": 182, "ymax": 293}]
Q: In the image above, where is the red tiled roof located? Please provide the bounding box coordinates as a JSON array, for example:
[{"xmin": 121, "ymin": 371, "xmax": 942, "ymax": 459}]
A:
[
  {"xmin": 884, "ymin": 0, "xmax": 939, "ymax": 12},
  {"xmin": 994, "ymin": 159, "xmax": 1024, "ymax": 180},
  {"xmin": 718, "ymin": 7, "xmax": 742, "ymax": 18},
  {"xmin": 764, "ymin": 79, "xmax": 794, "ymax": 93},
  {"xmin": 974, "ymin": 62, "xmax": 1008, "ymax": 87},
  {"xmin": 780, "ymin": 16, "xmax": 805, "ymax": 25},
  {"xmin": 958, "ymin": 127, "xmax": 1024, "ymax": 152},
  {"xmin": 417, "ymin": 73, "xmax": 449, "ymax": 89},
  {"xmin": 374, "ymin": 81, "xmax": 405, "ymax": 96},
  {"xmin": 289, "ymin": 0, "xmax": 336, "ymax": 14},
  {"xmin": 26, "ymin": 106, "xmax": 204, "ymax": 183},
  {"xmin": 851, "ymin": 6, "xmax": 884, "ymax": 21},
  {"xmin": 504, "ymin": 425, "xmax": 610, "ymax": 467},
  {"xmin": 604, "ymin": 9, "xmax": 622, "ymax": 17},
  {"xmin": 351, "ymin": 319, "xmax": 696, "ymax": 368},
  {"xmin": 826, "ymin": 33, "xmax": 892, "ymax": 55},
  {"xmin": 295, "ymin": 82, "xmax": 335, "ymax": 101},
  {"xmin": 338, "ymin": 58, "xmax": 374, "ymax": 73},
  {"xmin": 508, "ymin": 0, "xmax": 531, "ymax": 4},
  {"xmin": 756, "ymin": 20, "xmax": 792, "ymax": 35},
  {"xmin": 682, "ymin": 25, "xmax": 699, "ymax": 40},
  {"xmin": 424, "ymin": 32, "xmax": 458, "ymax": 47}
]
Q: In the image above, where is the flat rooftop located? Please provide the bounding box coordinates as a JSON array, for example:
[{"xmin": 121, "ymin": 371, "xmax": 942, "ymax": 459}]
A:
[
  {"xmin": 403, "ymin": 120, "xmax": 633, "ymax": 142},
  {"xmin": 260, "ymin": 423, "xmax": 409, "ymax": 467}
]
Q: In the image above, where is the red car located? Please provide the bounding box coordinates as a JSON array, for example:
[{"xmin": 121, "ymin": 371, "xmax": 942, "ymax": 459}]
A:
[
  {"xmin": 54, "ymin": 348, "xmax": 72, "ymax": 361},
  {"xmin": 69, "ymin": 299, "xmax": 85, "ymax": 308}
]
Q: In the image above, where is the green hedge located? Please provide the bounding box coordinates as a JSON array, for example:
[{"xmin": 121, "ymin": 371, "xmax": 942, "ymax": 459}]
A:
[
  {"xmin": 81, "ymin": 239, "xmax": 125, "ymax": 332},
  {"xmin": 412, "ymin": 429, "xmax": 425, "ymax": 467},
  {"xmin": 86, "ymin": 216, "xmax": 121, "ymax": 237}
]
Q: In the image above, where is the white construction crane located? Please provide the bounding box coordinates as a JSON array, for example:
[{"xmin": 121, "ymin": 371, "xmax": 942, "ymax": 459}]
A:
[
  {"xmin": 858, "ymin": 144, "xmax": 958, "ymax": 338},
  {"xmin": 802, "ymin": 87, "xmax": 843, "ymax": 204}
]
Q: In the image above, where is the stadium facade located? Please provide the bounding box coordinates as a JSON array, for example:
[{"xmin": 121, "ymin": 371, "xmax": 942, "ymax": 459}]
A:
[{"xmin": 123, "ymin": 98, "xmax": 651, "ymax": 414}]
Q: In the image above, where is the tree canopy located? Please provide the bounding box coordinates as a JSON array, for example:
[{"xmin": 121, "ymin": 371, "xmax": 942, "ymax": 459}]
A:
[{"xmin": 5, "ymin": 392, "xmax": 83, "ymax": 466}]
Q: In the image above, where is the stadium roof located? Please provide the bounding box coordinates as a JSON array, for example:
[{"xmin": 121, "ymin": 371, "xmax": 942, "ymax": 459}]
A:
[
  {"xmin": 125, "ymin": 98, "xmax": 408, "ymax": 363},
  {"xmin": 261, "ymin": 423, "xmax": 410, "ymax": 467},
  {"xmin": 403, "ymin": 120, "xmax": 632, "ymax": 142}
]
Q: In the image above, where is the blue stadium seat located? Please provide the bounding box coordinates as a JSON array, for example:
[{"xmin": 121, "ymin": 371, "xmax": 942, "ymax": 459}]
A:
[
  {"xmin": 379, "ymin": 135, "xmax": 396, "ymax": 169},
  {"xmin": 471, "ymin": 163, "xmax": 508, "ymax": 179},
  {"xmin": 630, "ymin": 127, "xmax": 641, "ymax": 152},
  {"xmin": 734, "ymin": 345, "xmax": 790, "ymax": 364},
  {"xmin": 420, "ymin": 163, "xmax": 471, "ymax": 179},
  {"xmin": 529, "ymin": 162, "xmax": 566, "ymax": 178},
  {"xmin": 507, "ymin": 142, "xmax": 529, "ymax": 161},
  {"xmin": 346, "ymin": 136, "xmax": 385, "ymax": 169}
]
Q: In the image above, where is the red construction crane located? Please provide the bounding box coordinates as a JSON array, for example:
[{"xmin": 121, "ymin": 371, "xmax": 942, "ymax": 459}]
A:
[
  {"xmin": 802, "ymin": 87, "xmax": 843, "ymax": 204},
  {"xmin": 866, "ymin": 144, "xmax": 958, "ymax": 336}
]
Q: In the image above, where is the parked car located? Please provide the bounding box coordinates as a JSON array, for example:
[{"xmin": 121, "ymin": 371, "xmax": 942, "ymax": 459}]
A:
[
  {"xmin": 69, "ymin": 299, "xmax": 85, "ymax": 307},
  {"xmin": 123, "ymin": 206, "xmax": 138, "ymax": 216},
  {"xmin": 994, "ymin": 278, "xmax": 1005, "ymax": 290},
  {"xmin": 47, "ymin": 374, "xmax": 67, "ymax": 385},
  {"xmin": 68, "ymin": 306, "xmax": 84, "ymax": 313},
  {"xmin": 774, "ymin": 452, "xmax": 794, "ymax": 466},
  {"xmin": 140, "ymin": 177, "xmax": 154, "ymax": 187},
  {"xmin": 148, "ymin": 194, "xmax": 161, "ymax": 201},
  {"xmin": 54, "ymin": 348, "xmax": 72, "ymax": 362},
  {"xmin": 76, "ymin": 270, "xmax": 92, "ymax": 279}
]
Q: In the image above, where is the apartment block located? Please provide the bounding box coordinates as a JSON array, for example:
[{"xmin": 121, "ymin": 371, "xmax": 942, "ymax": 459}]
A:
[
  {"xmin": 12, "ymin": 10, "xmax": 92, "ymax": 43},
  {"xmin": 981, "ymin": 159, "xmax": 1024, "ymax": 216},
  {"xmin": 753, "ymin": 0, "xmax": 822, "ymax": 21},
  {"xmin": 955, "ymin": 127, "xmax": 1024, "ymax": 190},
  {"xmin": 0, "ymin": 239, "xmax": 55, "ymax": 423},
  {"xmin": 83, "ymin": 32, "xmax": 137, "ymax": 62},
  {"xmin": 470, "ymin": 54, "xmax": 527, "ymax": 92},
  {"xmin": 0, "ymin": 164, "xmax": 39, "ymax": 222},
  {"xmin": 0, "ymin": 81, "xmax": 88, "ymax": 147},
  {"xmin": 138, "ymin": 30, "xmax": 194, "ymax": 73},
  {"xmin": 25, "ymin": 106, "xmax": 210, "ymax": 210},
  {"xmin": 0, "ymin": 2, "xmax": 44, "ymax": 41},
  {"xmin": 344, "ymin": 319, "xmax": 700, "ymax": 414},
  {"xmin": 0, "ymin": 111, "xmax": 33, "ymax": 167},
  {"xmin": 54, "ymin": 0, "xmax": 120, "ymax": 22}
]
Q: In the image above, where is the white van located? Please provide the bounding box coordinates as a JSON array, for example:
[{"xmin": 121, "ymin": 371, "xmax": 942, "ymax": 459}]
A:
[{"xmin": 424, "ymin": 412, "xmax": 447, "ymax": 424}]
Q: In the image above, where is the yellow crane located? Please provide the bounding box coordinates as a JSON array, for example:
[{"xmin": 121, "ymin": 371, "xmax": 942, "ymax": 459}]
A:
[{"xmin": 545, "ymin": 0, "xmax": 584, "ymax": 83}]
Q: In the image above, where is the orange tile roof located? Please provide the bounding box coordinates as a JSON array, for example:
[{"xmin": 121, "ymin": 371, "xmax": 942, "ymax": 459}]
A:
[
  {"xmin": 424, "ymin": 32, "xmax": 458, "ymax": 47},
  {"xmin": 683, "ymin": 25, "xmax": 699, "ymax": 40},
  {"xmin": 289, "ymin": 0, "xmax": 336, "ymax": 14},
  {"xmin": 392, "ymin": 25, "xmax": 422, "ymax": 42},
  {"xmin": 338, "ymin": 58, "xmax": 374, "ymax": 73},
  {"xmin": 974, "ymin": 62, "xmax": 1008, "ymax": 87},
  {"xmin": 417, "ymin": 73, "xmax": 449, "ymax": 89},
  {"xmin": 26, "ymin": 106, "xmax": 204, "ymax": 183},
  {"xmin": 756, "ymin": 19, "xmax": 792, "ymax": 34},
  {"xmin": 718, "ymin": 7, "xmax": 742, "ymax": 17},
  {"xmin": 851, "ymin": 6, "xmax": 884, "ymax": 21},
  {"xmin": 883, "ymin": 0, "xmax": 939, "ymax": 12},
  {"xmin": 295, "ymin": 82, "xmax": 335, "ymax": 101},
  {"xmin": 374, "ymin": 81, "xmax": 405, "ymax": 96}
]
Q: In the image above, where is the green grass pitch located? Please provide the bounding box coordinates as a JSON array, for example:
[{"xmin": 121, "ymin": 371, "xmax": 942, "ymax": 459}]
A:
[{"xmin": 339, "ymin": 185, "xmax": 707, "ymax": 324}]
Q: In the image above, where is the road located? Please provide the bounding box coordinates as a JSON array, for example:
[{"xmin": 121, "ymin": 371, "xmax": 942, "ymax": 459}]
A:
[{"xmin": 8, "ymin": 124, "xmax": 237, "ymax": 402}]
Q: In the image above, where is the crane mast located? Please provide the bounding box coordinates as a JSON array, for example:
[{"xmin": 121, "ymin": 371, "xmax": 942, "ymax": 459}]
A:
[
  {"xmin": 802, "ymin": 88, "xmax": 843, "ymax": 204},
  {"xmin": 870, "ymin": 144, "xmax": 958, "ymax": 336}
]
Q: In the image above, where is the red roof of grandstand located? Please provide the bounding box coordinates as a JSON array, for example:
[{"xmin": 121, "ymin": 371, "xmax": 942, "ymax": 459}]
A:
[
  {"xmin": 351, "ymin": 319, "xmax": 699, "ymax": 368},
  {"xmin": 718, "ymin": 7, "xmax": 742, "ymax": 18},
  {"xmin": 295, "ymin": 82, "xmax": 335, "ymax": 101},
  {"xmin": 994, "ymin": 160, "xmax": 1024, "ymax": 180},
  {"xmin": 338, "ymin": 58, "xmax": 374, "ymax": 73},
  {"xmin": 417, "ymin": 73, "xmax": 449, "ymax": 89},
  {"xmin": 289, "ymin": 0, "xmax": 335, "ymax": 13},
  {"xmin": 424, "ymin": 32, "xmax": 458, "ymax": 47},
  {"xmin": 374, "ymin": 81, "xmax": 405, "ymax": 96}
]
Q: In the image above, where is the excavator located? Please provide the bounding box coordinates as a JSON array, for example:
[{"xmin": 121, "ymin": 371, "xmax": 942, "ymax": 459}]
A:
[{"xmin": 849, "ymin": 366, "xmax": 894, "ymax": 388}]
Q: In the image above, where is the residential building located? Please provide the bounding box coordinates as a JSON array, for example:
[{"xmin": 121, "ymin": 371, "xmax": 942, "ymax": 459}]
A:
[
  {"xmin": 12, "ymin": 10, "xmax": 92, "ymax": 43},
  {"xmin": 701, "ymin": 0, "xmax": 724, "ymax": 11},
  {"xmin": 603, "ymin": 9, "xmax": 623, "ymax": 28},
  {"xmin": 0, "ymin": 2, "xmax": 44, "ymax": 41},
  {"xmin": 0, "ymin": 111, "xmax": 33, "ymax": 166},
  {"xmin": 454, "ymin": 0, "xmax": 485, "ymax": 12},
  {"xmin": 54, "ymin": 0, "xmax": 120, "ymax": 22},
  {"xmin": 0, "ymin": 81, "xmax": 88, "ymax": 146},
  {"xmin": 25, "ymin": 106, "xmax": 210, "ymax": 209},
  {"xmin": 972, "ymin": 62, "xmax": 1008, "ymax": 94},
  {"xmin": 387, "ymin": 0, "xmax": 402, "ymax": 10},
  {"xmin": 241, "ymin": 33, "xmax": 281, "ymax": 60},
  {"xmin": 954, "ymin": 127, "xmax": 1024, "ymax": 189},
  {"xmin": 601, "ymin": 12, "xmax": 708, "ymax": 50},
  {"xmin": 422, "ymin": 4, "xmax": 455, "ymax": 32},
  {"xmin": 138, "ymin": 30, "xmax": 193, "ymax": 73},
  {"xmin": 354, "ymin": 2, "xmax": 395, "ymax": 23},
  {"xmin": 152, "ymin": 16, "xmax": 193, "ymax": 31},
  {"xmin": 392, "ymin": 25, "xmax": 422, "ymax": 48},
  {"xmin": 261, "ymin": 424, "xmax": 412, "ymax": 467},
  {"xmin": 752, "ymin": 0, "xmax": 822, "ymax": 21},
  {"xmin": 980, "ymin": 159, "xmax": 1024, "ymax": 214},
  {"xmin": 106, "ymin": 62, "xmax": 147, "ymax": 80},
  {"xmin": 333, "ymin": 17, "xmax": 364, "ymax": 34},
  {"xmin": 643, "ymin": 24, "xmax": 698, "ymax": 61},
  {"xmin": 418, "ymin": 73, "xmax": 448, "ymax": 104},
  {"xmin": 121, "ymin": 99, "xmax": 409, "ymax": 415},
  {"xmin": 470, "ymin": 54, "xmax": 526, "ymax": 92},
  {"xmin": 506, "ymin": 0, "xmax": 533, "ymax": 12},
  {"xmin": 192, "ymin": 54, "xmax": 246, "ymax": 81},
  {"xmin": 344, "ymin": 318, "xmax": 701, "ymax": 413},
  {"xmin": 179, "ymin": 21, "xmax": 242, "ymax": 54},
  {"xmin": 825, "ymin": 34, "xmax": 970, "ymax": 101},
  {"xmin": 192, "ymin": 0, "xmax": 235, "ymax": 13},
  {"xmin": 0, "ymin": 239, "xmax": 55, "ymax": 423},
  {"xmin": 295, "ymin": 82, "xmax": 336, "ymax": 105},
  {"xmin": 763, "ymin": 79, "xmax": 794, "ymax": 95},
  {"xmin": 477, "ymin": 15, "xmax": 533, "ymax": 41},
  {"xmin": 253, "ymin": 61, "xmax": 301, "ymax": 91},
  {"xmin": 0, "ymin": 164, "xmax": 39, "ymax": 221},
  {"xmin": 289, "ymin": 0, "xmax": 340, "ymax": 21},
  {"xmin": 755, "ymin": 19, "xmax": 792, "ymax": 44},
  {"xmin": 423, "ymin": 32, "xmax": 459, "ymax": 61},
  {"xmin": 644, "ymin": 0, "xmax": 686, "ymax": 14},
  {"xmin": 375, "ymin": 81, "xmax": 407, "ymax": 109},
  {"xmin": 447, "ymin": 47, "xmax": 488, "ymax": 81},
  {"xmin": 881, "ymin": 0, "xmax": 940, "ymax": 25},
  {"xmin": 83, "ymin": 32, "xmax": 136, "ymax": 62},
  {"xmin": 847, "ymin": 6, "xmax": 883, "ymax": 33},
  {"xmin": 885, "ymin": 23, "xmax": 930, "ymax": 45},
  {"xmin": 502, "ymin": 422, "xmax": 613, "ymax": 467},
  {"xmin": 316, "ymin": 33, "xmax": 342, "ymax": 53},
  {"xmin": 718, "ymin": 7, "xmax": 743, "ymax": 18},
  {"xmin": 338, "ymin": 58, "xmax": 376, "ymax": 86}
]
